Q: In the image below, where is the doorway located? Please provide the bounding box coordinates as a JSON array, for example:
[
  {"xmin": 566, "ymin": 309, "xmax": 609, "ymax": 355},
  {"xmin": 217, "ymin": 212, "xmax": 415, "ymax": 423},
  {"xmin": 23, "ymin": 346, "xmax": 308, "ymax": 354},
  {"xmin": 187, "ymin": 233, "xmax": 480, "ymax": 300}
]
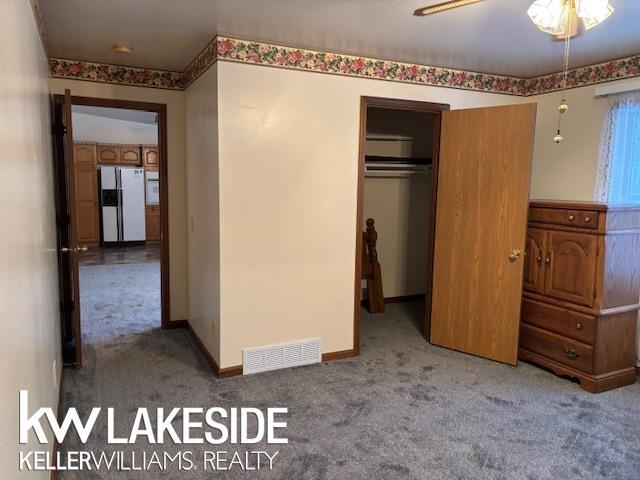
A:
[
  {"xmin": 52, "ymin": 92, "xmax": 170, "ymax": 368},
  {"xmin": 354, "ymin": 97, "xmax": 448, "ymax": 354},
  {"xmin": 354, "ymin": 97, "xmax": 537, "ymax": 365}
]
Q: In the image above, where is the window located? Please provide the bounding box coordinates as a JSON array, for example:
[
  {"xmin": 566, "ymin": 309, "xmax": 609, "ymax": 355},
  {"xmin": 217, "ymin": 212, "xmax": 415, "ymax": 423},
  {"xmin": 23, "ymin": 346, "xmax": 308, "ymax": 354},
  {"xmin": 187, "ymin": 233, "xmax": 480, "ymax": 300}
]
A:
[{"xmin": 595, "ymin": 93, "xmax": 640, "ymax": 203}]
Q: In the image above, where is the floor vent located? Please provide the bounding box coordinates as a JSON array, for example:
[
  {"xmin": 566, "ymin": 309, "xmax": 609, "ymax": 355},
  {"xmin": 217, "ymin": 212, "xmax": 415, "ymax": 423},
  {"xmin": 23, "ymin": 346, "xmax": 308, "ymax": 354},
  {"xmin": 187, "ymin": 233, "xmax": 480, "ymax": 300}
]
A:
[{"xmin": 243, "ymin": 338, "xmax": 322, "ymax": 375}]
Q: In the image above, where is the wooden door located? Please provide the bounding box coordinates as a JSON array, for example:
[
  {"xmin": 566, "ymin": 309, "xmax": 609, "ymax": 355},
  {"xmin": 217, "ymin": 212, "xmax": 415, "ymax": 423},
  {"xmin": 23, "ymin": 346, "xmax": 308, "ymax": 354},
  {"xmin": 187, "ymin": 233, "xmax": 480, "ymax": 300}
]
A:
[
  {"xmin": 544, "ymin": 231, "xmax": 598, "ymax": 307},
  {"xmin": 97, "ymin": 144, "xmax": 119, "ymax": 164},
  {"xmin": 120, "ymin": 146, "xmax": 141, "ymax": 165},
  {"xmin": 73, "ymin": 144, "xmax": 99, "ymax": 246},
  {"xmin": 52, "ymin": 90, "xmax": 83, "ymax": 367},
  {"xmin": 430, "ymin": 104, "xmax": 537, "ymax": 365},
  {"xmin": 523, "ymin": 228, "xmax": 546, "ymax": 294},
  {"xmin": 143, "ymin": 146, "xmax": 159, "ymax": 168}
]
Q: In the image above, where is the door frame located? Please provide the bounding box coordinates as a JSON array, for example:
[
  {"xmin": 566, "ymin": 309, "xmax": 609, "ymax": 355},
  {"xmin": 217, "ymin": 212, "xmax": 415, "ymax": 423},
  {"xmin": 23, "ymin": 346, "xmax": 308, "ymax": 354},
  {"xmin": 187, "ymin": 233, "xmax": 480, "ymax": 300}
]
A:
[
  {"xmin": 52, "ymin": 94, "xmax": 172, "ymax": 331},
  {"xmin": 353, "ymin": 96, "xmax": 450, "ymax": 354}
]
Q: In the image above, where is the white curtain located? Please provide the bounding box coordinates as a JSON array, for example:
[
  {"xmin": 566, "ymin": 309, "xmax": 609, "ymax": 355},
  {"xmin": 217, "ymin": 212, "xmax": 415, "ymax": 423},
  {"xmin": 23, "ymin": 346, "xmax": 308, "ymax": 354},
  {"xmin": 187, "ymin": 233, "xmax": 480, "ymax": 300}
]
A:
[{"xmin": 594, "ymin": 92, "xmax": 640, "ymax": 202}]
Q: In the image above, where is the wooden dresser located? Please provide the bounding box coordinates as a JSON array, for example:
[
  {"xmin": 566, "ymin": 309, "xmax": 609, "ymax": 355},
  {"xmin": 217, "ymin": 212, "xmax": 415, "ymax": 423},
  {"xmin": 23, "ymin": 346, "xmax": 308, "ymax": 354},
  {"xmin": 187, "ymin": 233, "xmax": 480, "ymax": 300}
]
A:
[{"xmin": 519, "ymin": 200, "xmax": 640, "ymax": 393}]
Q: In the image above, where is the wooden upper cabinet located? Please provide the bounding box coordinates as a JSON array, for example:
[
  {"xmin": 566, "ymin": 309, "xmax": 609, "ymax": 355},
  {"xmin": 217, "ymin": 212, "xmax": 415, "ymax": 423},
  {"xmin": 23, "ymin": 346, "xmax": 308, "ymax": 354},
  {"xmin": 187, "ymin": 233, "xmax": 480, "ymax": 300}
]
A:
[
  {"xmin": 143, "ymin": 146, "xmax": 159, "ymax": 169},
  {"xmin": 523, "ymin": 228, "xmax": 546, "ymax": 294},
  {"xmin": 74, "ymin": 143, "xmax": 96, "ymax": 165},
  {"xmin": 120, "ymin": 146, "xmax": 142, "ymax": 166},
  {"xmin": 544, "ymin": 231, "xmax": 598, "ymax": 307},
  {"xmin": 97, "ymin": 145, "xmax": 120, "ymax": 165},
  {"xmin": 96, "ymin": 144, "xmax": 142, "ymax": 166}
]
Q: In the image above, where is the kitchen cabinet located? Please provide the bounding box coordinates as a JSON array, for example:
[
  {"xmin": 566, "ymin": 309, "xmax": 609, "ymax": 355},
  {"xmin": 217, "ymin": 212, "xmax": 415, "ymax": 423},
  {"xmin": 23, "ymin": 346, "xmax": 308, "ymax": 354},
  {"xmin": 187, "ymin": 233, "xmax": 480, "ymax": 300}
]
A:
[
  {"xmin": 120, "ymin": 146, "xmax": 142, "ymax": 165},
  {"xmin": 72, "ymin": 143, "xmax": 100, "ymax": 246},
  {"xmin": 96, "ymin": 144, "xmax": 142, "ymax": 166},
  {"xmin": 145, "ymin": 204, "xmax": 161, "ymax": 242},
  {"xmin": 97, "ymin": 145, "xmax": 120, "ymax": 165},
  {"xmin": 143, "ymin": 146, "xmax": 159, "ymax": 169}
]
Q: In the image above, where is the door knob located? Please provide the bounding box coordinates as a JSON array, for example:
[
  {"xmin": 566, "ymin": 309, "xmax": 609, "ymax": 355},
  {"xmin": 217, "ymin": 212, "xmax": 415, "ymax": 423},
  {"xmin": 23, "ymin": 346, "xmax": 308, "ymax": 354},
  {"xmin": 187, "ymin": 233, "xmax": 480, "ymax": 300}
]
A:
[
  {"xmin": 61, "ymin": 245, "xmax": 89, "ymax": 253},
  {"xmin": 509, "ymin": 249, "xmax": 522, "ymax": 261}
]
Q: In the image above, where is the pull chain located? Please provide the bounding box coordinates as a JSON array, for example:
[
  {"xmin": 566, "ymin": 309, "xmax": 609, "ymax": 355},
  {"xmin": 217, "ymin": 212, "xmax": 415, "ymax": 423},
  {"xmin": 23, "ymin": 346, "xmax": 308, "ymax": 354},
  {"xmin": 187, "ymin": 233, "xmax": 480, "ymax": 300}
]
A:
[{"xmin": 555, "ymin": 1, "xmax": 573, "ymax": 144}]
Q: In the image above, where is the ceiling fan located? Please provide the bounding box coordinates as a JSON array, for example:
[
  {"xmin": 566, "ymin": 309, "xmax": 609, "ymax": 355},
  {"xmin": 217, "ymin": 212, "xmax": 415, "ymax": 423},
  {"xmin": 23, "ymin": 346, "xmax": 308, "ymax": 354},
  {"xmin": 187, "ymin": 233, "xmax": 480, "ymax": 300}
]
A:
[{"xmin": 413, "ymin": 0, "xmax": 615, "ymax": 39}]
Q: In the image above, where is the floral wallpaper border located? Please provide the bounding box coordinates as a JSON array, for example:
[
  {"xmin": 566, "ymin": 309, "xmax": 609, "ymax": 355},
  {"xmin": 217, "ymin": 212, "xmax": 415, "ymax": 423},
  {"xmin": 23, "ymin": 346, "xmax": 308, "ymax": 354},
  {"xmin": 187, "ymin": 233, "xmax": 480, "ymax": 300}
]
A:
[
  {"xmin": 215, "ymin": 37, "xmax": 529, "ymax": 96},
  {"xmin": 46, "ymin": 34, "xmax": 640, "ymax": 96},
  {"xmin": 183, "ymin": 38, "xmax": 219, "ymax": 88},
  {"xmin": 525, "ymin": 54, "xmax": 640, "ymax": 95},
  {"xmin": 50, "ymin": 58, "xmax": 183, "ymax": 90}
]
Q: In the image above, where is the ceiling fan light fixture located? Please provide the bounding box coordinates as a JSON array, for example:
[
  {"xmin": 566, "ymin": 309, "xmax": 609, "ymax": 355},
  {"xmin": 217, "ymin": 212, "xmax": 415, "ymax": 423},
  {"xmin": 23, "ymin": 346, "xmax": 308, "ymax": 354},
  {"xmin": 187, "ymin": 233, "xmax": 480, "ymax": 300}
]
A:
[
  {"xmin": 578, "ymin": 0, "xmax": 614, "ymax": 30},
  {"xmin": 414, "ymin": 0, "xmax": 484, "ymax": 16},
  {"xmin": 527, "ymin": 0, "xmax": 571, "ymax": 35},
  {"xmin": 528, "ymin": 0, "xmax": 614, "ymax": 35}
]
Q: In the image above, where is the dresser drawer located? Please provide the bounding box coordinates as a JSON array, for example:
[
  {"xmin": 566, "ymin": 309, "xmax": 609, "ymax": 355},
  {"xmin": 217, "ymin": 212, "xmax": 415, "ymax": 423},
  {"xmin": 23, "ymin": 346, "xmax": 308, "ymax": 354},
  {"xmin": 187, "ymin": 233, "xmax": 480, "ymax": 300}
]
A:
[
  {"xmin": 520, "ymin": 324, "xmax": 594, "ymax": 373},
  {"xmin": 529, "ymin": 207, "xmax": 566, "ymax": 225},
  {"xmin": 521, "ymin": 299, "xmax": 596, "ymax": 345},
  {"xmin": 566, "ymin": 210, "xmax": 599, "ymax": 229}
]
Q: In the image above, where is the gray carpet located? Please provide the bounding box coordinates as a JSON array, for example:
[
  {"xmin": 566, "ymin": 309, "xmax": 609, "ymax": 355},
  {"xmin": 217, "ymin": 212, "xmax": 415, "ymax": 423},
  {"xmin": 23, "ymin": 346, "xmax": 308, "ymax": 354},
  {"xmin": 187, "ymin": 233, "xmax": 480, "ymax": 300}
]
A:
[{"xmin": 59, "ymin": 267, "xmax": 640, "ymax": 479}]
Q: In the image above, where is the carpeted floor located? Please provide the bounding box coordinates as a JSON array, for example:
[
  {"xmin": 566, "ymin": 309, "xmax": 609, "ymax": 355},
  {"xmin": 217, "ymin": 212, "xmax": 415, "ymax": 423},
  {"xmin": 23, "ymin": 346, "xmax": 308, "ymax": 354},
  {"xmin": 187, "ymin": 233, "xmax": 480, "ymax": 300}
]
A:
[{"xmin": 59, "ymin": 266, "xmax": 640, "ymax": 479}]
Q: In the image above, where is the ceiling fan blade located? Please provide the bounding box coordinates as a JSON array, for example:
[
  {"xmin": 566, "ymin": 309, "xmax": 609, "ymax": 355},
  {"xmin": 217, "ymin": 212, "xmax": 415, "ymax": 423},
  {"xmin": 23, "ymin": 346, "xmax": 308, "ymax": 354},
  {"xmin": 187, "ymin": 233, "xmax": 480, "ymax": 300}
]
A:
[{"xmin": 414, "ymin": 0, "xmax": 485, "ymax": 17}]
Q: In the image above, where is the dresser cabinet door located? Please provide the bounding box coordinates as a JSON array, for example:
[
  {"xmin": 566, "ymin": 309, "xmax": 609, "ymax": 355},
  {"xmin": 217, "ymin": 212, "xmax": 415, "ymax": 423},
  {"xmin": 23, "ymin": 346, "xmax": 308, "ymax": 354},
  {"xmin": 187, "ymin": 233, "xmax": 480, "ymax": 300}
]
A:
[
  {"xmin": 544, "ymin": 231, "xmax": 598, "ymax": 307},
  {"xmin": 523, "ymin": 228, "xmax": 546, "ymax": 294}
]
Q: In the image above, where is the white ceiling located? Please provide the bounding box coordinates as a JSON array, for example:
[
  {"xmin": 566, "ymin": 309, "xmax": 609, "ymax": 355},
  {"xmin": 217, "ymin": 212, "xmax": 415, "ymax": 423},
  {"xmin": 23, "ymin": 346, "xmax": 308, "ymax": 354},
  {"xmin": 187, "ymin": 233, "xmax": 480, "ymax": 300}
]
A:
[
  {"xmin": 72, "ymin": 105, "xmax": 158, "ymax": 125},
  {"xmin": 40, "ymin": 0, "xmax": 640, "ymax": 78}
]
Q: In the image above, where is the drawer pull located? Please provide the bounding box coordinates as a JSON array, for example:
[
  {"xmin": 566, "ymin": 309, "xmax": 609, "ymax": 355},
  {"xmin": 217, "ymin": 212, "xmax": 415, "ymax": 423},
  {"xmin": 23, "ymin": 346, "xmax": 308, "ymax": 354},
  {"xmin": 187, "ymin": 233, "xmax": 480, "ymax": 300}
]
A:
[
  {"xmin": 576, "ymin": 323, "xmax": 583, "ymax": 330},
  {"xmin": 568, "ymin": 215, "xmax": 575, "ymax": 222},
  {"xmin": 584, "ymin": 216, "xmax": 591, "ymax": 223},
  {"xmin": 545, "ymin": 256, "xmax": 551, "ymax": 265},
  {"xmin": 565, "ymin": 348, "xmax": 582, "ymax": 360},
  {"xmin": 536, "ymin": 255, "xmax": 542, "ymax": 264}
]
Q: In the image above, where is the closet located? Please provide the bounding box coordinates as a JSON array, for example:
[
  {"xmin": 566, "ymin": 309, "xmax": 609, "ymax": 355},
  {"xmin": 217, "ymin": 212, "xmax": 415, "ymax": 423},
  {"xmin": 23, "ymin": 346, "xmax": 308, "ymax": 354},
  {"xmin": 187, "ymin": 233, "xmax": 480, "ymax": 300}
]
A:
[
  {"xmin": 356, "ymin": 98, "xmax": 537, "ymax": 366},
  {"xmin": 362, "ymin": 105, "xmax": 439, "ymax": 316}
]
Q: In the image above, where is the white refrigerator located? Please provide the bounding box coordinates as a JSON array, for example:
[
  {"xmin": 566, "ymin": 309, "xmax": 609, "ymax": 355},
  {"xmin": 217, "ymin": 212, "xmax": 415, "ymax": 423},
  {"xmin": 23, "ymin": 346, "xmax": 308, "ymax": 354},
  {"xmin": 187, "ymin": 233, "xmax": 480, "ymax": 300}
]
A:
[{"xmin": 100, "ymin": 166, "xmax": 146, "ymax": 243}]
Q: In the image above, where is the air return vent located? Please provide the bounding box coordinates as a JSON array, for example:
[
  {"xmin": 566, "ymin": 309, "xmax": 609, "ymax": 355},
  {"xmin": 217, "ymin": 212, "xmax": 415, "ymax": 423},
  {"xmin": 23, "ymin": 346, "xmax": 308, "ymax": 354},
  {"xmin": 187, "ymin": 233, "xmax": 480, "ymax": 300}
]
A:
[{"xmin": 243, "ymin": 338, "xmax": 322, "ymax": 375}]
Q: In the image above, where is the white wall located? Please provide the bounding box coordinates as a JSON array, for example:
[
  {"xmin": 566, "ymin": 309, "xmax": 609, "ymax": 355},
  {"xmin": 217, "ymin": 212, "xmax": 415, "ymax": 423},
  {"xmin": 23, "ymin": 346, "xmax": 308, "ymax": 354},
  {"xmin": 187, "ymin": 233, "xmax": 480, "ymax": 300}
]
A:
[
  {"xmin": 187, "ymin": 59, "xmax": 636, "ymax": 369},
  {"xmin": 529, "ymin": 84, "xmax": 608, "ymax": 201},
  {"xmin": 0, "ymin": 1, "xmax": 60, "ymax": 477},
  {"xmin": 51, "ymin": 78, "xmax": 188, "ymax": 322},
  {"xmin": 216, "ymin": 61, "xmax": 527, "ymax": 367},
  {"xmin": 185, "ymin": 65, "xmax": 221, "ymax": 363},
  {"xmin": 364, "ymin": 175, "xmax": 431, "ymax": 298},
  {"xmin": 72, "ymin": 111, "xmax": 158, "ymax": 144}
]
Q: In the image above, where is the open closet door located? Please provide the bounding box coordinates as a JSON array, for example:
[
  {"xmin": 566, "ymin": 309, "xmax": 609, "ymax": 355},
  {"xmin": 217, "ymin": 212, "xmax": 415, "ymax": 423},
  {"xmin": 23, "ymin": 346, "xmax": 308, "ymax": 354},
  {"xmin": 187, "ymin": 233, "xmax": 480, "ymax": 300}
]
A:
[
  {"xmin": 52, "ymin": 89, "xmax": 83, "ymax": 367},
  {"xmin": 430, "ymin": 103, "xmax": 536, "ymax": 365}
]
